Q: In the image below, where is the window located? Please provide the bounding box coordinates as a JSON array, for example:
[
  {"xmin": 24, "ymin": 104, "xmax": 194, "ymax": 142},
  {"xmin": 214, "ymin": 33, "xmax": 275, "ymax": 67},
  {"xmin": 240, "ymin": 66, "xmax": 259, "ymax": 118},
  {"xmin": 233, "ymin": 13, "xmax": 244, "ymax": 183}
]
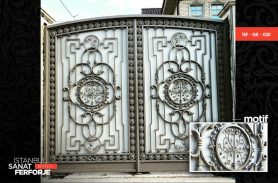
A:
[
  {"xmin": 190, "ymin": 5, "xmax": 203, "ymax": 18},
  {"xmin": 211, "ymin": 4, "xmax": 224, "ymax": 19}
]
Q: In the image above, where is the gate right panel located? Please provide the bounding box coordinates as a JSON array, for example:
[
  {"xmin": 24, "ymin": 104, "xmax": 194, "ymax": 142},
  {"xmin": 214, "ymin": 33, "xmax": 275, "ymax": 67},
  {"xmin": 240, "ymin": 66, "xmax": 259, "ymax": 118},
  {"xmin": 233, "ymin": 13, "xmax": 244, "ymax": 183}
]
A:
[{"xmin": 135, "ymin": 18, "xmax": 232, "ymax": 171}]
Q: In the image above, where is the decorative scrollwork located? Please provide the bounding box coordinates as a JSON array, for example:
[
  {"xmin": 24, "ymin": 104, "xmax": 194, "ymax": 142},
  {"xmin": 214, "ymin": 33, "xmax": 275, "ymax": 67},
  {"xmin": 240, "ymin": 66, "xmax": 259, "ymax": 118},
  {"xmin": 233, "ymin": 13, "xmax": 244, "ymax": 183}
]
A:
[
  {"xmin": 135, "ymin": 19, "xmax": 225, "ymax": 161},
  {"xmin": 149, "ymin": 31, "xmax": 209, "ymax": 155},
  {"xmin": 64, "ymin": 35, "xmax": 121, "ymax": 154},
  {"xmin": 67, "ymin": 62, "xmax": 120, "ymax": 126},
  {"xmin": 152, "ymin": 60, "xmax": 207, "ymax": 124}
]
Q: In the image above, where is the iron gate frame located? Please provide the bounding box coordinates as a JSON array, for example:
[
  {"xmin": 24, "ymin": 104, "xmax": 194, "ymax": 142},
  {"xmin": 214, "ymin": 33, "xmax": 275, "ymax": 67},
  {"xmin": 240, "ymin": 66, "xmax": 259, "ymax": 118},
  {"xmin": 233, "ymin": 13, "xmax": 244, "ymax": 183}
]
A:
[{"xmin": 43, "ymin": 15, "xmax": 232, "ymax": 173}]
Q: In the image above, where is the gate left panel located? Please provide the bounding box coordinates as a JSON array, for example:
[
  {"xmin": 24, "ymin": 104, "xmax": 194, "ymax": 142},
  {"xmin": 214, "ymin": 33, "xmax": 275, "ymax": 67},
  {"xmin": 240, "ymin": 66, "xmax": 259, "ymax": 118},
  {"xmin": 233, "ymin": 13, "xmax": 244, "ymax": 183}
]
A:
[{"xmin": 44, "ymin": 20, "xmax": 136, "ymax": 172}]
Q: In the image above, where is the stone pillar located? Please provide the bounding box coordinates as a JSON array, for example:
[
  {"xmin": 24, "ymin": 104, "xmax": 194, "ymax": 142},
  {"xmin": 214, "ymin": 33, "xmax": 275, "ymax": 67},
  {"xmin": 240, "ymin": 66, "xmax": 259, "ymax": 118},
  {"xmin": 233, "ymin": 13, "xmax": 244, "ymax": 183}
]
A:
[{"xmin": 218, "ymin": 1, "xmax": 236, "ymax": 121}]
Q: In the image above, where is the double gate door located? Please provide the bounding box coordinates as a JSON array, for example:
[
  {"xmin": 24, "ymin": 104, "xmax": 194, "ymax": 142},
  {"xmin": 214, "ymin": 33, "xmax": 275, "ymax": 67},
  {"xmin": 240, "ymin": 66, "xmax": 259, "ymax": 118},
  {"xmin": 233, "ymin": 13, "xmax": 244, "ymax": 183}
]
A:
[{"xmin": 43, "ymin": 16, "xmax": 231, "ymax": 172}]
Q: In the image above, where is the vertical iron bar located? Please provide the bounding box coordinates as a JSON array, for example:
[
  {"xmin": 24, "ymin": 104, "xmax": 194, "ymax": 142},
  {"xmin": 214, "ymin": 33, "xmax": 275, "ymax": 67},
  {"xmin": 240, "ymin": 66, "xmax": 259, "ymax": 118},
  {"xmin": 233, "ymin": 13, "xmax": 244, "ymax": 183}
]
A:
[
  {"xmin": 209, "ymin": 32, "xmax": 214, "ymax": 122},
  {"xmin": 133, "ymin": 19, "xmax": 140, "ymax": 173}
]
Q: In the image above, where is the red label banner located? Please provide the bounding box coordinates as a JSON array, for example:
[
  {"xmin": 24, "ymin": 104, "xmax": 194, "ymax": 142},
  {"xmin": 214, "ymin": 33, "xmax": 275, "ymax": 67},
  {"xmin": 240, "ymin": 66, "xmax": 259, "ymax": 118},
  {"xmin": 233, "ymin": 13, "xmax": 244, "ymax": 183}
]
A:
[
  {"xmin": 35, "ymin": 163, "xmax": 57, "ymax": 170},
  {"xmin": 236, "ymin": 27, "xmax": 278, "ymax": 41}
]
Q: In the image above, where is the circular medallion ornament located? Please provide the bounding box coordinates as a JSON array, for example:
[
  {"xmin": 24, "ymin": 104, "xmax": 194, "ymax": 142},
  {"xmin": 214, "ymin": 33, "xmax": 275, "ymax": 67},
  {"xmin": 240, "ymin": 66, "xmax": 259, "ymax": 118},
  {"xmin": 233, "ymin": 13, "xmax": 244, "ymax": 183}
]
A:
[
  {"xmin": 216, "ymin": 126, "xmax": 251, "ymax": 170},
  {"xmin": 76, "ymin": 76, "xmax": 109, "ymax": 110},
  {"xmin": 174, "ymin": 137, "xmax": 189, "ymax": 152},
  {"xmin": 84, "ymin": 136, "xmax": 101, "ymax": 154},
  {"xmin": 171, "ymin": 32, "xmax": 187, "ymax": 49},
  {"xmin": 79, "ymin": 81, "xmax": 105, "ymax": 107},
  {"xmin": 168, "ymin": 79, "xmax": 194, "ymax": 104},
  {"xmin": 83, "ymin": 35, "xmax": 99, "ymax": 50},
  {"xmin": 164, "ymin": 74, "xmax": 198, "ymax": 109}
]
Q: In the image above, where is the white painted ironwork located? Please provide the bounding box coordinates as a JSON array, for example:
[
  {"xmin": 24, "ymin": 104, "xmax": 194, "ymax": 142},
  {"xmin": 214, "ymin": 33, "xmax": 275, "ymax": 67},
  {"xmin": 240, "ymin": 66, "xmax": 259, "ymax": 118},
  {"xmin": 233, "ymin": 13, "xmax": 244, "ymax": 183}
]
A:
[
  {"xmin": 44, "ymin": 16, "xmax": 231, "ymax": 172},
  {"xmin": 143, "ymin": 28, "xmax": 219, "ymax": 154},
  {"xmin": 56, "ymin": 28, "xmax": 130, "ymax": 157}
]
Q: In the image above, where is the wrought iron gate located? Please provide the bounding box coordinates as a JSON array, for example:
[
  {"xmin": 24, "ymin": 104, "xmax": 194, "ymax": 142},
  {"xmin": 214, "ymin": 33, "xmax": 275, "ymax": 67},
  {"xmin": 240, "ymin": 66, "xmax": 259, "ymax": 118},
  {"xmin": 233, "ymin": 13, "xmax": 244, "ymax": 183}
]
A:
[{"xmin": 43, "ymin": 16, "xmax": 232, "ymax": 172}]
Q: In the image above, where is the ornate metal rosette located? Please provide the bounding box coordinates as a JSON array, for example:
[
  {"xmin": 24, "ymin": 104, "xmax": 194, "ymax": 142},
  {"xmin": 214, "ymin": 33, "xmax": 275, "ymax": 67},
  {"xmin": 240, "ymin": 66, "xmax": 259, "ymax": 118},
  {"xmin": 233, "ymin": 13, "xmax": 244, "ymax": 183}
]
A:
[
  {"xmin": 84, "ymin": 136, "xmax": 101, "ymax": 154},
  {"xmin": 216, "ymin": 125, "xmax": 251, "ymax": 170},
  {"xmin": 76, "ymin": 76, "xmax": 109, "ymax": 110},
  {"xmin": 83, "ymin": 35, "xmax": 99, "ymax": 50},
  {"xmin": 174, "ymin": 137, "xmax": 189, "ymax": 152},
  {"xmin": 164, "ymin": 74, "xmax": 198, "ymax": 109},
  {"xmin": 171, "ymin": 32, "xmax": 187, "ymax": 49}
]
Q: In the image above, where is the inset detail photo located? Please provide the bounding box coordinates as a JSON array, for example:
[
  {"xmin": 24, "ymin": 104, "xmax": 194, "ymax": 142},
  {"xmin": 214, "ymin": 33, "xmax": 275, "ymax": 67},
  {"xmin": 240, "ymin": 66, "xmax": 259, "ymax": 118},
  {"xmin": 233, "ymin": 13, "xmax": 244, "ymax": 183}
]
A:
[{"xmin": 189, "ymin": 122, "xmax": 268, "ymax": 172}]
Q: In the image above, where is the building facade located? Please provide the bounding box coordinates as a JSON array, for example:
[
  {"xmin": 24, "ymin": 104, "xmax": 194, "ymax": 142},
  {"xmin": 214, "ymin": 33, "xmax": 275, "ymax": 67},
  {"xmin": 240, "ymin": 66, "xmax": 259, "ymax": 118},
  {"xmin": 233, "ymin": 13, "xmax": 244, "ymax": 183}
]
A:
[{"xmin": 163, "ymin": 0, "xmax": 234, "ymax": 19}]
